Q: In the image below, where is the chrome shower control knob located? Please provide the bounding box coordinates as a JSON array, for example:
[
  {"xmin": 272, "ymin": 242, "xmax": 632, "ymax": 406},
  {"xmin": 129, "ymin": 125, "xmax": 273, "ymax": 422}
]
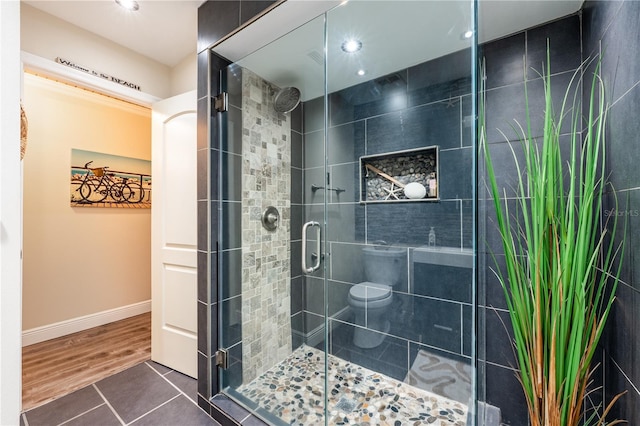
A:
[{"xmin": 261, "ymin": 206, "xmax": 280, "ymax": 231}]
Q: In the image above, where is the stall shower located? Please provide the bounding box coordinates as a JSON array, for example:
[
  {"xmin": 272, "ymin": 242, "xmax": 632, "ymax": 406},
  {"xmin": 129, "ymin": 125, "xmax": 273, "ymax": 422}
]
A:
[{"xmin": 210, "ymin": 1, "xmax": 477, "ymax": 424}]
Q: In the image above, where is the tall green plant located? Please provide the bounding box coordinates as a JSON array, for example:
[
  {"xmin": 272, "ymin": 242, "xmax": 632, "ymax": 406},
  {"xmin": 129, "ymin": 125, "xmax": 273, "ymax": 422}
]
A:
[{"xmin": 479, "ymin": 49, "xmax": 625, "ymax": 425}]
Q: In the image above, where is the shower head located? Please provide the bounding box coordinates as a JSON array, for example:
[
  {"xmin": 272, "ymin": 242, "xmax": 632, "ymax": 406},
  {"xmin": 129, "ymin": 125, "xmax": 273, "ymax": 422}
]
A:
[{"xmin": 273, "ymin": 86, "xmax": 301, "ymax": 113}]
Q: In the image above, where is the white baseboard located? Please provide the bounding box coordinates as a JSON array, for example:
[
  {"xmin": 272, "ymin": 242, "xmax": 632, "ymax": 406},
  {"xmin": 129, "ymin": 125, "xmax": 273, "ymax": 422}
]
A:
[{"xmin": 22, "ymin": 300, "xmax": 151, "ymax": 346}]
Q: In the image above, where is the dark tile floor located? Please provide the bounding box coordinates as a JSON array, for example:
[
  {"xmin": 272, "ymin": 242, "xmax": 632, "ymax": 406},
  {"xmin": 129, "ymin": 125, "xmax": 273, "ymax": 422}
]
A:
[
  {"xmin": 209, "ymin": 394, "xmax": 269, "ymax": 426},
  {"xmin": 21, "ymin": 361, "xmax": 220, "ymax": 426}
]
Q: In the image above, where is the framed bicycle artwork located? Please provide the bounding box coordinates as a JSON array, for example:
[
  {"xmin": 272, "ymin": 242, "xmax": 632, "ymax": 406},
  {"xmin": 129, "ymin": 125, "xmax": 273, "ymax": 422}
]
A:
[{"xmin": 70, "ymin": 148, "xmax": 151, "ymax": 208}]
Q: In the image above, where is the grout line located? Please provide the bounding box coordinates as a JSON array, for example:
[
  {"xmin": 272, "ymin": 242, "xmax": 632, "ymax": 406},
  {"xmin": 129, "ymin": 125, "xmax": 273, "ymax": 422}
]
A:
[
  {"xmin": 144, "ymin": 362, "xmax": 210, "ymax": 415},
  {"xmin": 363, "ymin": 118, "xmax": 369, "ymax": 245},
  {"xmin": 406, "ymin": 247, "xmax": 411, "ymax": 295},
  {"xmin": 125, "ymin": 394, "xmax": 181, "ymax": 425},
  {"xmin": 328, "ymin": 316, "xmax": 472, "ymax": 361},
  {"xmin": 524, "ymin": 30, "xmax": 528, "ymax": 79},
  {"xmin": 597, "ymin": 1, "xmax": 625, "ymax": 45},
  {"xmin": 57, "ymin": 403, "xmax": 107, "ymax": 426},
  {"xmin": 616, "ymin": 186, "xmax": 640, "ymax": 193},
  {"xmin": 328, "ymin": 240, "xmax": 333, "ymax": 283},
  {"xmin": 459, "ymin": 199, "xmax": 464, "ymax": 248},
  {"xmin": 611, "ymin": 78, "xmax": 640, "ymax": 108},
  {"xmin": 459, "ymin": 95, "xmax": 464, "ymax": 148},
  {"xmin": 22, "ymin": 413, "xmax": 30, "ymax": 426},
  {"xmin": 327, "ymin": 276, "xmax": 474, "ymax": 306},
  {"xmin": 406, "ymin": 340, "xmax": 411, "ymax": 374},
  {"xmin": 460, "ymin": 305, "xmax": 464, "ymax": 353},
  {"xmin": 92, "ymin": 384, "xmax": 126, "ymax": 426},
  {"xmin": 597, "ymin": 347, "xmax": 606, "ymax": 419},
  {"xmin": 484, "ymin": 360, "xmax": 519, "ymax": 372},
  {"xmin": 611, "ymin": 358, "xmax": 640, "ymax": 397}
]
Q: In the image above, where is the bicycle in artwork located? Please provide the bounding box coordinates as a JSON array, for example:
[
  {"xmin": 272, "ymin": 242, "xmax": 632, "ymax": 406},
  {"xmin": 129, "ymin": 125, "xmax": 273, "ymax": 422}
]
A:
[{"xmin": 72, "ymin": 161, "xmax": 145, "ymax": 204}]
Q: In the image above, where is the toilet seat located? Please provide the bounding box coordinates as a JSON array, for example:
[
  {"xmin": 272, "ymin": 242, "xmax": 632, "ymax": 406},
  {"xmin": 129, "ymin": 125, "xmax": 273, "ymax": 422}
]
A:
[
  {"xmin": 348, "ymin": 282, "xmax": 393, "ymax": 348},
  {"xmin": 349, "ymin": 282, "xmax": 391, "ymax": 302}
]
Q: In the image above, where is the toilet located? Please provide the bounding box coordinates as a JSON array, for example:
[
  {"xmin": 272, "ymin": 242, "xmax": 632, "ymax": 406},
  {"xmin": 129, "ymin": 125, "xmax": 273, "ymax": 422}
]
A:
[{"xmin": 348, "ymin": 246, "xmax": 405, "ymax": 349}]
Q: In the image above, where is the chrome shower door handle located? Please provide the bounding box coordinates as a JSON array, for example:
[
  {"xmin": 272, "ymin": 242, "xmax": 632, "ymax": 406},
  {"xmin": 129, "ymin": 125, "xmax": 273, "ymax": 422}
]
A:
[{"xmin": 301, "ymin": 221, "xmax": 321, "ymax": 273}]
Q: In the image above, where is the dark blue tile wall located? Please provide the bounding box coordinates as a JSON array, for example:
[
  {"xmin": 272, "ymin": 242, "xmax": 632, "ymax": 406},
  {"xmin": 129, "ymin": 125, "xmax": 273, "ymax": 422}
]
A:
[
  {"xmin": 480, "ymin": 5, "xmax": 640, "ymax": 424},
  {"xmin": 197, "ymin": 1, "xmax": 274, "ymax": 424},
  {"xmin": 483, "ymin": 71, "xmax": 577, "ymax": 144},
  {"xmin": 200, "ymin": 2, "xmax": 640, "ymax": 426},
  {"xmin": 365, "ymin": 103, "xmax": 461, "ymax": 153},
  {"xmin": 478, "ymin": 13, "xmax": 583, "ymax": 426},
  {"xmin": 482, "ymin": 32, "xmax": 526, "ymax": 90},
  {"xmin": 484, "ymin": 362, "xmax": 528, "ymax": 424},
  {"xmin": 527, "ymin": 14, "xmax": 582, "ymax": 79},
  {"xmin": 584, "ymin": 0, "xmax": 640, "ymax": 423},
  {"xmin": 413, "ymin": 263, "xmax": 472, "ymax": 303},
  {"xmin": 301, "ymin": 48, "xmax": 475, "ymax": 394}
]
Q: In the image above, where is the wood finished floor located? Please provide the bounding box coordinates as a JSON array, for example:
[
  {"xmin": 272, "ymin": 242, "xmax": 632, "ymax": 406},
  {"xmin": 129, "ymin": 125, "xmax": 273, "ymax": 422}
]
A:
[{"xmin": 22, "ymin": 312, "xmax": 151, "ymax": 411}]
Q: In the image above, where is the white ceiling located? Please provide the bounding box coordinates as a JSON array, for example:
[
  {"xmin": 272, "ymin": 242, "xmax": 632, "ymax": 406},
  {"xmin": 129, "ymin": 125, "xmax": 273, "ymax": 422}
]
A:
[
  {"xmin": 216, "ymin": 0, "xmax": 584, "ymax": 101},
  {"xmin": 24, "ymin": 0, "xmax": 204, "ymax": 68},
  {"xmin": 23, "ymin": 0, "xmax": 583, "ymax": 76},
  {"xmin": 478, "ymin": 0, "xmax": 583, "ymax": 42}
]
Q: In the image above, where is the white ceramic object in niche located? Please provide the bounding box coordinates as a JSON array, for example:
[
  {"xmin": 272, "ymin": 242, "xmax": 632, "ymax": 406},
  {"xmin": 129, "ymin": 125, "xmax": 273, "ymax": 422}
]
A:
[{"xmin": 404, "ymin": 182, "xmax": 427, "ymax": 199}]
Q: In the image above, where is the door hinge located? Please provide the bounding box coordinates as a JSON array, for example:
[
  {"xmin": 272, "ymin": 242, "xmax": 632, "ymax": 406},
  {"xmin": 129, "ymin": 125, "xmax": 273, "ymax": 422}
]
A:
[
  {"xmin": 213, "ymin": 92, "xmax": 228, "ymax": 113},
  {"xmin": 215, "ymin": 349, "xmax": 229, "ymax": 369}
]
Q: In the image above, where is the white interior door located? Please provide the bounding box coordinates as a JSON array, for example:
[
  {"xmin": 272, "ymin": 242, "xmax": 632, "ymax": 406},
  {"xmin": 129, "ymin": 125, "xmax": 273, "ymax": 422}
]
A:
[{"xmin": 151, "ymin": 90, "xmax": 197, "ymax": 377}]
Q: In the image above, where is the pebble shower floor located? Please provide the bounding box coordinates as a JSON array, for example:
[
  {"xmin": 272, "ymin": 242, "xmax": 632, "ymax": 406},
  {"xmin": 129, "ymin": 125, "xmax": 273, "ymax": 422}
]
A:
[{"xmin": 236, "ymin": 345, "xmax": 468, "ymax": 425}]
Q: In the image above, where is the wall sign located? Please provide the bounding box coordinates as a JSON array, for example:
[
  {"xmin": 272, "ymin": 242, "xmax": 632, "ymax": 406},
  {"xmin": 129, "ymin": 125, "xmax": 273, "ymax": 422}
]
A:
[{"xmin": 55, "ymin": 57, "xmax": 141, "ymax": 91}]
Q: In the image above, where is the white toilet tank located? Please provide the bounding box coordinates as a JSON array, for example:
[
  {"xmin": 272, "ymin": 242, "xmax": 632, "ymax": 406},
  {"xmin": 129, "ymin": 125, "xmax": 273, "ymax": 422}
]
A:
[{"xmin": 362, "ymin": 246, "xmax": 406, "ymax": 287}]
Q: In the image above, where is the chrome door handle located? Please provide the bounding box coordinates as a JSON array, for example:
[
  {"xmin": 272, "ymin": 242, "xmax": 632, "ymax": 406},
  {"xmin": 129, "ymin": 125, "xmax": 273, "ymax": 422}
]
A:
[{"xmin": 301, "ymin": 221, "xmax": 321, "ymax": 273}]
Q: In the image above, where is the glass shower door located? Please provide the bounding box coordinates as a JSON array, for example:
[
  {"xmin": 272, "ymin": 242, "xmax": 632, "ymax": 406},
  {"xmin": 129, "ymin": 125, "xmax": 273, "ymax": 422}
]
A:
[
  {"xmin": 216, "ymin": 14, "xmax": 329, "ymax": 425},
  {"xmin": 215, "ymin": 1, "xmax": 477, "ymax": 425},
  {"xmin": 320, "ymin": 1, "xmax": 477, "ymax": 424}
]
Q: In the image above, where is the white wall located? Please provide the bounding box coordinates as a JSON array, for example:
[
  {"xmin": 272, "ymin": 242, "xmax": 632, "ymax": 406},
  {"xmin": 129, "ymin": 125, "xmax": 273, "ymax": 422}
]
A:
[
  {"xmin": 0, "ymin": 1, "xmax": 23, "ymax": 421},
  {"xmin": 19, "ymin": 2, "xmax": 199, "ymax": 339},
  {"xmin": 0, "ymin": 3, "xmax": 196, "ymax": 420},
  {"xmin": 22, "ymin": 74, "xmax": 152, "ymax": 332},
  {"xmin": 170, "ymin": 52, "xmax": 197, "ymax": 96},
  {"xmin": 21, "ymin": 3, "xmax": 174, "ymax": 99}
]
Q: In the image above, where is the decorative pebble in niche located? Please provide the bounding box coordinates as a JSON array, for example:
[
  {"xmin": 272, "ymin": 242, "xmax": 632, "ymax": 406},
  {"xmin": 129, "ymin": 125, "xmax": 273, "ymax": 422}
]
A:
[{"xmin": 362, "ymin": 150, "xmax": 438, "ymax": 202}]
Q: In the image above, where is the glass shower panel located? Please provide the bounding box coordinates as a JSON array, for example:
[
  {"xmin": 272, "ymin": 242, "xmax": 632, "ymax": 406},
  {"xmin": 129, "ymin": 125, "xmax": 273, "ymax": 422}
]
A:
[
  {"xmin": 217, "ymin": 14, "xmax": 329, "ymax": 425},
  {"xmin": 323, "ymin": 1, "xmax": 477, "ymax": 425},
  {"xmin": 215, "ymin": 1, "xmax": 477, "ymax": 424}
]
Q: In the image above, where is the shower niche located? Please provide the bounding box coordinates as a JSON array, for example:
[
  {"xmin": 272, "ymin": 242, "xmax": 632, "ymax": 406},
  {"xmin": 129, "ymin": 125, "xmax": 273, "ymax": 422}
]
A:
[{"xmin": 359, "ymin": 146, "xmax": 439, "ymax": 203}]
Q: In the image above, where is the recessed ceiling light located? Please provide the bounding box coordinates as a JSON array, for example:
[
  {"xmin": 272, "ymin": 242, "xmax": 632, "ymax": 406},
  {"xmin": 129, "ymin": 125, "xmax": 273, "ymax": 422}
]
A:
[
  {"xmin": 463, "ymin": 30, "xmax": 473, "ymax": 39},
  {"xmin": 341, "ymin": 39, "xmax": 362, "ymax": 53},
  {"xmin": 115, "ymin": 0, "xmax": 139, "ymax": 11},
  {"xmin": 357, "ymin": 69, "xmax": 366, "ymax": 76}
]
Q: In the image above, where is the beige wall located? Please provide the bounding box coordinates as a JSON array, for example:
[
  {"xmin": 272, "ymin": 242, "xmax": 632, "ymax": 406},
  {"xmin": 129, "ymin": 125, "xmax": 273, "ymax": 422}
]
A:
[
  {"xmin": 21, "ymin": 3, "xmax": 196, "ymax": 99},
  {"xmin": 22, "ymin": 73, "xmax": 151, "ymax": 330},
  {"xmin": 170, "ymin": 53, "xmax": 197, "ymax": 96}
]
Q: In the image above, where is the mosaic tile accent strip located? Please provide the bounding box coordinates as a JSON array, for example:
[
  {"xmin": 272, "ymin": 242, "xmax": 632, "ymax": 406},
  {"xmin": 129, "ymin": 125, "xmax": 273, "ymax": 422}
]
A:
[
  {"xmin": 241, "ymin": 68, "xmax": 292, "ymax": 384},
  {"xmin": 237, "ymin": 345, "xmax": 468, "ymax": 425}
]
